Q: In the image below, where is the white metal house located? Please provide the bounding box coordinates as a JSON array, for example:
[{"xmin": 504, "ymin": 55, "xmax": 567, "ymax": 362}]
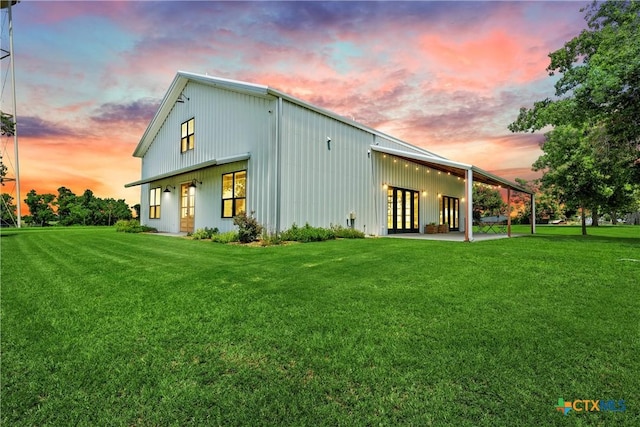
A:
[{"xmin": 126, "ymin": 71, "xmax": 533, "ymax": 241}]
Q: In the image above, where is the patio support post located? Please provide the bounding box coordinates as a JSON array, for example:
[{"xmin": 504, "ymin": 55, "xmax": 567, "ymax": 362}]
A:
[
  {"xmin": 530, "ymin": 193, "xmax": 536, "ymax": 234},
  {"xmin": 464, "ymin": 168, "xmax": 473, "ymax": 242},
  {"xmin": 507, "ymin": 188, "xmax": 512, "ymax": 237}
]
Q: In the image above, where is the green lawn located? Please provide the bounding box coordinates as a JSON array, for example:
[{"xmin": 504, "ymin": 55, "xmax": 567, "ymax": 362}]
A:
[{"xmin": 2, "ymin": 226, "xmax": 639, "ymax": 426}]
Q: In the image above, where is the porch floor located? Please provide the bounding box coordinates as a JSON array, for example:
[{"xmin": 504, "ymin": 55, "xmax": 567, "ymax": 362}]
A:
[{"xmin": 383, "ymin": 232, "xmax": 526, "ymax": 242}]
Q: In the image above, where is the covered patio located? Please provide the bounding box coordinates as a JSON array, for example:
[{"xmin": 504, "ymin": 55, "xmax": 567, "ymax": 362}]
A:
[
  {"xmin": 371, "ymin": 146, "xmax": 535, "ymax": 242},
  {"xmin": 384, "ymin": 231, "xmax": 526, "ymax": 242}
]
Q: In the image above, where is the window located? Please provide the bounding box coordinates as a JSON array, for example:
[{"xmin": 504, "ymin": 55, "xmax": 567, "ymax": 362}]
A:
[
  {"xmin": 222, "ymin": 170, "xmax": 246, "ymax": 218},
  {"xmin": 149, "ymin": 187, "xmax": 161, "ymax": 219},
  {"xmin": 180, "ymin": 118, "xmax": 194, "ymax": 152}
]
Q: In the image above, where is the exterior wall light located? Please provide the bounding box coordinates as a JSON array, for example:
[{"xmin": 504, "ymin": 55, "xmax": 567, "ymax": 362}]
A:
[
  {"xmin": 383, "ymin": 183, "xmax": 388, "ymax": 190},
  {"xmin": 189, "ymin": 179, "xmax": 202, "ymax": 188},
  {"xmin": 163, "ymin": 185, "xmax": 175, "ymax": 193}
]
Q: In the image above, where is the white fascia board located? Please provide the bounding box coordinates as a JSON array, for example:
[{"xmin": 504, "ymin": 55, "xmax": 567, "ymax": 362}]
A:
[
  {"xmin": 371, "ymin": 145, "xmax": 472, "ymax": 170},
  {"xmin": 124, "ymin": 152, "xmax": 251, "ymax": 187},
  {"xmin": 177, "ymin": 71, "xmax": 270, "ymax": 98},
  {"xmin": 133, "ymin": 73, "xmax": 188, "ymax": 158}
]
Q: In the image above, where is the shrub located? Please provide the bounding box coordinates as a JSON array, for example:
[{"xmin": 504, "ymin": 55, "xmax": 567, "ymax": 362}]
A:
[
  {"xmin": 114, "ymin": 219, "xmax": 156, "ymax": 233},
  {"xmin": 260, "ymin": 231, "xmax": 283, "ymax": 246},
  {"xmin": 330, "ymin": 224, "xmax": 365, "ymax": 239},
  {"xmin": 280, "ymin": 223, "xmax": 336, "ymax": 242},
  {"xmin": 211, "ymin": 231, "xmax": 239, "ymax": 244},
  {"xmin": 191, "ymin": 227, "xmax": 219, "ymax": 240},
  {"xmin": 233, "ymin": 211, "xmax": 263, "ymax": 243}
]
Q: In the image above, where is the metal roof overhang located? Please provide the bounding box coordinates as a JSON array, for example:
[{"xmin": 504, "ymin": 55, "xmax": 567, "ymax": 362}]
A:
[
  {"xmin": 370, "ymin": 145, "xmax": 532, "ymax": 194},
  {"xmin": 124, "ymin": 152, "xmax": 250, "ymax": 188}
]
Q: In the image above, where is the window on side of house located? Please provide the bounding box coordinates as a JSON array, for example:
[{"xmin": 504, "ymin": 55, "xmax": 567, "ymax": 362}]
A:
[
  {"xmin": 149, "ymin": 187, "xmax": 161, "ymax": 219},
  {"xmin": 221, "ymin": 170, "xmax": 246, "ymax": 218},
  {"xmin": 180, "ymin": 118, "xmax": 195, "ymax": 153}
]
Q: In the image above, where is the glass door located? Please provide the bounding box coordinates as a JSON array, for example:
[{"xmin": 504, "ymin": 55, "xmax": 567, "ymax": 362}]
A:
[
  {"xmin": 387, "ymin": 187, "xmax": 419, "ymax": 234},
  {"xmin": 441, "ymin": 195, "xmax": 459, "ymax": 231},
  {"xmin": 180, "ymin": 183, "xmax": 195, "ymax": 233}
]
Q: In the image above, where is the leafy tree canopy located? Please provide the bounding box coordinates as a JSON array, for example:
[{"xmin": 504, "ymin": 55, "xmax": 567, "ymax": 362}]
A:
[
  {"xmin": 0, "ymin": 112, "xmax": 14, "ymax": 137},
  {"xmin": 24, "ymin": 188, "xmax": 133, "ymax": 227},
  {"xmin": 509, "ymin": 0, "xmax": 640, "ymax": 148},
  {"xmin": 472, "ymin": 185, "xmax": 506, "ymax": 220}
]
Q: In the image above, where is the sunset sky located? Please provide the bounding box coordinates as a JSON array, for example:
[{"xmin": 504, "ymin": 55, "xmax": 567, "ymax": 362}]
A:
[{"xmin": 1, "ymin": 1, "xmax": 589, "ymax": 209}]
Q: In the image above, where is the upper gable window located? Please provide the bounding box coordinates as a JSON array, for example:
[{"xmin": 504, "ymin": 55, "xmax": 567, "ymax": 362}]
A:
[{"xmin": 181, "ymin": 118, "xmax": 195, "ymax": 153}]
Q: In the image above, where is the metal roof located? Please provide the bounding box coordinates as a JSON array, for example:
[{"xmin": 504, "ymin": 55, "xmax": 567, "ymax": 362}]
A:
[
  {"xmin": 131, "ymin": 72, "xmax": 531, "ymax": 195},
  {"xmin": 132, "ymin": 71, "xmax": 444, "ymax": 159},
  {"xmin": 124, "ymin": 153, "xmax": 250, "ymax": 188}
]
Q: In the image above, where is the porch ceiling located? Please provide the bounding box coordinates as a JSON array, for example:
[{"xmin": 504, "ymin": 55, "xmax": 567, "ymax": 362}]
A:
[{"xmin": 370, "ymin": 145, "xmax": 531, "ymax": 194}]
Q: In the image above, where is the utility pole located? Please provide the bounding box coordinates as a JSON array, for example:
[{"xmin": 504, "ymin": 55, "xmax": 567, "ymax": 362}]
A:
[{"xmin": 1, "ymin": 0, "xmax": 21, "ymax": 227}]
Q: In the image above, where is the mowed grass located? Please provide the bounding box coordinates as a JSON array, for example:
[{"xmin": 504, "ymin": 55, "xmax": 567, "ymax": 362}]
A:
[{"xmin": 1, "ymin": 226, "xmax": 639, "ymax": 426}]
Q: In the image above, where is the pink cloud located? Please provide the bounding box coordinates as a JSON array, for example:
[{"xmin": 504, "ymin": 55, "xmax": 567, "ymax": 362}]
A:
[{"xmin": 418, "ymin": 30, "xmax": 550, "ymax": 93}]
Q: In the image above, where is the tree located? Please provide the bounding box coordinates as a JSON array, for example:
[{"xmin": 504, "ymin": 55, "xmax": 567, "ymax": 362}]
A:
[
  {"xmin": 0, "ymin": 157, "xmax": 7, "ymax": 186},
  {"xmin": 55, "ymin": 186, "xmax": 77, "ymax": 225},
  {"xmin": 510, "ymin": 1, "xmax": 640, "ymax": 147},
  {"xmin": 510, "ymin": 178, "xmax": 561, "ymax": 224},
  {"xmin": 510, "ymin": 1, "xmax": 640, "ymax": 229},
  {"xmin": 472, "ymin": 185, "xmax": 506, "ymax": 220},
  {"xmin": 0, "ymin": 112, "xmax": 14, "ymax": 137},
  {"xmin": 24, "ymin": 189, "xmax": 56, "ymax": 226},
  {"xmin": 533, "ymin": 125, "xmax": 613, "ymax": 235},
  {"xmin": 1, "ymin": 193, "xmax": 17, "ymax": 226}
]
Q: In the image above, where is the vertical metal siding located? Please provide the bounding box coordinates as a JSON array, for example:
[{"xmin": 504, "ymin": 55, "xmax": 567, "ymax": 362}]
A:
[
  {"xmin": 278, "ymin": 101, "xmax": 375, "ymax": 234},
  {"xmin": 139, "ymin": 81, "xmax": 279, "ymax": 233},
  {"xmin": 372, "ymin": 153, "xmax": 466, "ymax": 234},
  {"xmin": 139, "ymin": 79, "xmax": 468, "ymax": 236}
]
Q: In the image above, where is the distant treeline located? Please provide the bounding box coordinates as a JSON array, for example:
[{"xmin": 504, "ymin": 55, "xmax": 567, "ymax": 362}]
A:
[{"xmin": 1, "ymin": 187, "xmax": 139, "ymax": 227}]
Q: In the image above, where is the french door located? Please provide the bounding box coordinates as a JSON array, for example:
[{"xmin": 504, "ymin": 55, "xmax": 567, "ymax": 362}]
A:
[
  {"xmin": 180, "ymin": 183, "xmax": 195, "ymax": 233},
  {"xmin": 387, "ymin": 187, "xmax": 419, "ymax": 234},
  {"xmin": 441, "ymin": 195, "xmax": 459, "ymax": 231}
]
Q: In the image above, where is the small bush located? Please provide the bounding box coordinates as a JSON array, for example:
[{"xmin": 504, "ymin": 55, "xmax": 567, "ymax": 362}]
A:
[
  {"xmin": 280, "ymin": 223, "xmax": 336, "ymax": 242},
  {"xmin": 260, "ymin": 231, "xmax": 283, "ymax": 246},
  {"xmin": 191, "ymin": 227, "xmax": 219, "ymax": 240},
  {"xmin": 233, "ymin": 211, "xmax": 263, "ymax": 243},
  {"xmin": 330, "ymin": 224, "xmax": 365, "ymax": 239},
  {"xmin": 211, "ymin": 231, "xmax": 239, "ymax": 244},
  {"xmin": 115, "ymin": 220, "xmax": 157, "ymax": 233}
]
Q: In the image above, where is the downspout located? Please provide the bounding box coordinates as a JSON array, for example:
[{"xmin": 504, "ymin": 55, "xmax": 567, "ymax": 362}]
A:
[
  {"xmin": 371, "ymin": 135, "xmax": 379, "ymax": 236},
  {"xmin": 275, "ymin": 96, "xmax": 283, "ymax": 233}
]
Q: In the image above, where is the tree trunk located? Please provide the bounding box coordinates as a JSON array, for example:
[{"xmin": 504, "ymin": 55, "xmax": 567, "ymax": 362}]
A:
[
  {"xmin": 610, "ymin": 211, "xmax": 617, "ymax": 225},
  {"xmin": 591, "ymin": 208, "xmax": 599, "ymax": 227},
  {"xmin": 581, "ymin": 206, "xmax": 587, "ymax": 235}
]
